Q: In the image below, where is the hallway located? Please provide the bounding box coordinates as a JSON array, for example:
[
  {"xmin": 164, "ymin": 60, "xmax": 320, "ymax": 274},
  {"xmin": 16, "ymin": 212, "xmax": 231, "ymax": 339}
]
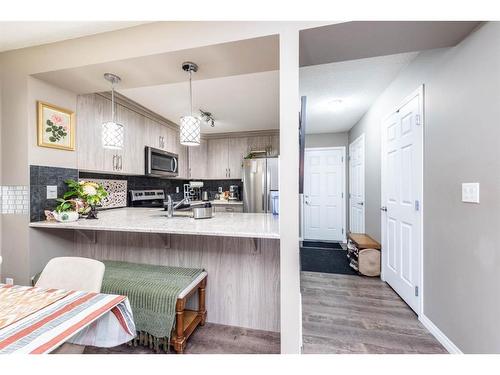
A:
[{"xmin": 301, "ymin": 272, "xmax": 447, "ymax": 354}]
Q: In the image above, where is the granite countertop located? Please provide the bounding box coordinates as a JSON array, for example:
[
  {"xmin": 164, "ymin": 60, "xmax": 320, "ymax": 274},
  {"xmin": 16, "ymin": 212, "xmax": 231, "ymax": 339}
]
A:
[
  {"xmin": 209, "ymin": 200, "xmax": 243, "ymax": 205},
  {"xmin": 29, "ymin": 208, "xmax": 279, "ymax": 239}
]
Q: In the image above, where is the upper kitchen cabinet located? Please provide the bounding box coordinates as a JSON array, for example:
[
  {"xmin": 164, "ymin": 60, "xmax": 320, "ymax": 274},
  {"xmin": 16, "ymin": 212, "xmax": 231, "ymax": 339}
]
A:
[
  {"xmin": 227, "ymin": 137, "xmax": 248, "ymax": 179},
  {"xmin": 207, "ymin": 138, "xmax": 229, "ymax": 179},
  {"xmin": 77, "ymin": 94, "xmax": 107, "ymax": 172},
  {"xmin": 188, "ymin": 139, "xmax": 208, "ymax": 179},
  {"xmin": 115, "ymin": 104, "xmax": 145, "ymax": 175}
]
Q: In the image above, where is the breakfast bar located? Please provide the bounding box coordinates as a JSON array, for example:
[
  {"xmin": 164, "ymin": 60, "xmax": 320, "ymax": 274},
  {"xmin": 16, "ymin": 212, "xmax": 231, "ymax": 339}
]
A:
[{"xmin": 29, "ymin": 209, "xmax": 280, "ymax": 333}]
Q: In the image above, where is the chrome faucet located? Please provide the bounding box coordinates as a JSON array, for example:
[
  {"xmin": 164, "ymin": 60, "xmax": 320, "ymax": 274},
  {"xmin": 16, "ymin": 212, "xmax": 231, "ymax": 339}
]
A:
[{"xmin": 165, "ymin": 195, "xmax": 189, "ymax": 218}]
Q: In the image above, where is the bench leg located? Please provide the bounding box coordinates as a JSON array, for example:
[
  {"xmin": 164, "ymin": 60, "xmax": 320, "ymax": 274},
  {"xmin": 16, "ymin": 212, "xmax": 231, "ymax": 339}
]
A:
[
  {"xmin": 198, "ymin": 277, "xmax": 207, "ymax": 326},
  {"xmin": 172, "ymin": 299, "xmax": 187, "ymax": 354}
]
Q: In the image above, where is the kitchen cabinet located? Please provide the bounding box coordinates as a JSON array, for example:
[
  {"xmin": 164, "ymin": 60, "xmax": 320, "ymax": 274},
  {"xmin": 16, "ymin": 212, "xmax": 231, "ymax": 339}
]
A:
[
  {"xmin": 214, "ymin": 204, "xmax": 244, "ymax": 213},
  {"xmin": 227, "ymin": 137, "xmax": 248, "ymax": 179},
  {"xmin": 175, "ymin": 134, "xmax": 189, "ymax": 179},
  {"xmin": 77, "ymin": 94, "xmax": 181, "ymax": 176},
  {"xmin": 207, "ymin": 138, "xmax": 229, "ymax": 179},
  {"xmin": 188, "ymin": 139, "xmax": 208, "ymax": 179}
]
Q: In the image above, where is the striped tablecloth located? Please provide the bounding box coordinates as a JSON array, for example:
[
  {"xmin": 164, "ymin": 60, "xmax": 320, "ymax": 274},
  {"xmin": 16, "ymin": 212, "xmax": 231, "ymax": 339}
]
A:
[{"xmin": 0, "ymin": 284, "xmax": 136, "ymax": 354}]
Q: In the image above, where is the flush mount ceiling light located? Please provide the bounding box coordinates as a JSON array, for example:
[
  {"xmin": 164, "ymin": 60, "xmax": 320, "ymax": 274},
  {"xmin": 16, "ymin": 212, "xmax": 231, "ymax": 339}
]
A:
[
  {"xmin": 179, "ymin": 62, "xmax": 201, "ymax": 147},
  {"xmin": 328, "ymin": 98, "xmax": 344, "ymax": 108},
  {"xmin": 102, "ymin": 73, "xmax": 124, "ymax": 149}
]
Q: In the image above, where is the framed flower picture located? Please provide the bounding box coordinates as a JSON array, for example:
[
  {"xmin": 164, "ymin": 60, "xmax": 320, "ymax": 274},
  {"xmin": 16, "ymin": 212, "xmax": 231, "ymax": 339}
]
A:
[{"xmin": 37, "ymin": 101, "xmax": 75, "ymax": 151}]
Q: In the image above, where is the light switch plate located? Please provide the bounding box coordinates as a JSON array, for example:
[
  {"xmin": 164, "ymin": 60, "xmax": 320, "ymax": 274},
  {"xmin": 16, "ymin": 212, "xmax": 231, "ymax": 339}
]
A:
[
  {"xmin": 462, "ymin": 183, "xmax": 480, "ymax": 203},
  {"xmin": 176, "ymin": 187, "xmax": 180, "ymax": 194},
  {"xmin": 46, "ymin": 185, "xmax": 58, "ymax": 199}
]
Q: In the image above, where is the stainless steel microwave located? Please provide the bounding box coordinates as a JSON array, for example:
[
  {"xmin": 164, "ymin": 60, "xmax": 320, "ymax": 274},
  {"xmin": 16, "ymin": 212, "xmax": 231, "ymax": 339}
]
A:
[{"xmin": 145, "ymin": 146, "xmax": 178, "ymax": 177}]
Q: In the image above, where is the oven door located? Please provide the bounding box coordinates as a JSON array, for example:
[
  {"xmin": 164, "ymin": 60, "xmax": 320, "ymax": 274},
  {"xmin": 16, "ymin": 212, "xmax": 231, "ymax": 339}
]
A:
[{"xmin": 145, "ymin": 147, "xmax": 179, "ymax": 177}]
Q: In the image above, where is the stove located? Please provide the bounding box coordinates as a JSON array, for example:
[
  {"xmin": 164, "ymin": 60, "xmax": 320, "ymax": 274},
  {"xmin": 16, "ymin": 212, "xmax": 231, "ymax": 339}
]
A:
[{"xmin": 129, "ymin": 189, "xmax": 165, "ymax": 208}]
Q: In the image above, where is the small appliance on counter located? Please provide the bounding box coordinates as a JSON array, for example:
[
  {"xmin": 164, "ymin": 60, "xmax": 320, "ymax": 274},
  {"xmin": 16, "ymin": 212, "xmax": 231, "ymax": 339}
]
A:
[
  {"xmin": 229, "ymin": 185, "xmax": 240, "ymax": 200},
  {"xmin": 192, "ymin": 203, "xmax": 213, "ymax": 219},
  {"xmin": 129, "ymin": 190, "xmax": 165, "ymax": 207},
  {"xmin": 184, "ymin": 181, "xmax": 204, "ymax": 201},
  {"xmin": 202, "ymin": 191, "xmax": 209, "ymax": 201}
]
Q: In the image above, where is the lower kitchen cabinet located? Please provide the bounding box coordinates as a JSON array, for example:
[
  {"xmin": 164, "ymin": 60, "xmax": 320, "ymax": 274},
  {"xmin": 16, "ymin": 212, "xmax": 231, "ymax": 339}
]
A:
[{"xmin": 214, "ymin": 204, "xmax": 244, "ymax": 213}]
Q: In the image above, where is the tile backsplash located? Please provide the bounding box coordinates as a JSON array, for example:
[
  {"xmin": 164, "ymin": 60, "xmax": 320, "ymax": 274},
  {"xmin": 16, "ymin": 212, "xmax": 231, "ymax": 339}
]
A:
[
  {"xmin": 0, "ymin": 186, "xmax": 29, "ymax": 214},
  {"xmin": 81, "ymin": 178, "xmax": 128, "ymax": 209},
  {"xmin": 30, "ymin": 165, "xmax": 78, "ymax": 222},
  {"xmin": 29, "ymin": 166, "xmax": 244, "ymax": 222}
]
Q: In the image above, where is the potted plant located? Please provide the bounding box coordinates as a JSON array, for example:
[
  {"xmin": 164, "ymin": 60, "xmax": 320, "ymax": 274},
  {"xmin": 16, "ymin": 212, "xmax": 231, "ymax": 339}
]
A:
[
  {"xmin": 63, "ymin": 179, "xmax": 108, "ymax": 219},
  {"xmin": 52, "ymin": 199, "xmax": 80, "ymax": 222}
]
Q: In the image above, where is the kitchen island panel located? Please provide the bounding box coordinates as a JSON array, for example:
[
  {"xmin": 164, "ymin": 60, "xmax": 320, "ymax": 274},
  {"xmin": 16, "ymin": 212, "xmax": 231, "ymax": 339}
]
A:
[{"xmin": 75, "ymin": 230, "xmax": 280, "ymax": 332}]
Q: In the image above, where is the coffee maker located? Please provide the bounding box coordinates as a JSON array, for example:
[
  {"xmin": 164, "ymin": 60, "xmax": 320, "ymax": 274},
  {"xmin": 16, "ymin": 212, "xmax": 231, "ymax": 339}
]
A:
[{"xmin": 229, "ymin": 185, "xmax": 240, "ymax": 200}]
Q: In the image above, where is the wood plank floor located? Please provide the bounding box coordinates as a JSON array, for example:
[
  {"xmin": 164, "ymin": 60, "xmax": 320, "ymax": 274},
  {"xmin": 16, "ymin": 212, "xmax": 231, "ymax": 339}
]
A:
[
  {"xmin": 84, "ymin": 322, "xmax": 280, "ymax": 354},
  {"xmin": 301, "ymin": 271, "xmax": 447, "ymax": 354}
]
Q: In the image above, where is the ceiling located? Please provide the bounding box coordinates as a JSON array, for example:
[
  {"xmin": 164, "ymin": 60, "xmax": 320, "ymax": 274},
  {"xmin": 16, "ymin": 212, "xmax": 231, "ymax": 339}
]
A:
[
  {"xmin": 32, "ymin": 35, "xmax": 279, "ymax": 94},
  {"xmin": 120, "ymin": 70, "xmax": 279, "ymax": 134},
  {"xmin": 0, "ymin": 21, "xmax": 150, "ymax": 53},
  {"xmin": 300, "ymin": 21, "xmax": 480, "ymax": 67},
  {"xmin": 300, "ymin": 52, "xmax": 419, "ymax": 134}
]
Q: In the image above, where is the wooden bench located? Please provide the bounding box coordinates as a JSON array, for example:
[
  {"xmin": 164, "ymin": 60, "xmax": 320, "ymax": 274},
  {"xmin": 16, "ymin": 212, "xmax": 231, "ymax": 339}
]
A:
[{"xmin": 171, "ymin": 271, "xmax": 207, "ymax": 353}]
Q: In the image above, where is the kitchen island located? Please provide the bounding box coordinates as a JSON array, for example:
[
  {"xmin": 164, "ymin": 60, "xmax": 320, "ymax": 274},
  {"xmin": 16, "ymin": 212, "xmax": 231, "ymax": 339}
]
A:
[
  {"xmin": 29, "ymin": 207, "xmax": 278, "ymax": 239},
  {"xmin": 29, "ymin": 208, "xmax": 280, "ymax": 333}
]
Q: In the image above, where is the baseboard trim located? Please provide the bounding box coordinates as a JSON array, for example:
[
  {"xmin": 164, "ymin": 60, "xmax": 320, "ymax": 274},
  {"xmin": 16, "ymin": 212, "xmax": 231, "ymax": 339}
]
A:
[{"xmin": 419, "ymin": 314, "xmax": 462, "ymax": 354}]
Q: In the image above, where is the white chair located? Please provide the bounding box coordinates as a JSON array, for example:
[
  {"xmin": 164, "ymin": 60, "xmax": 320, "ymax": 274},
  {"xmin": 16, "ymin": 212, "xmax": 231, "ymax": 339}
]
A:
[
  {"xmin": 36, "ymin": 257, "xmax": 105, "ymax": 354},
  {"xmin": 35, "ymin": 257, "xmax": 105, "ymax": 293}
]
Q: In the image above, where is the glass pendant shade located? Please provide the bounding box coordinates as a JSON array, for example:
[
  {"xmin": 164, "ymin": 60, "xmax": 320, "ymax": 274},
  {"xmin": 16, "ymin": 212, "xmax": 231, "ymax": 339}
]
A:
[
  {"xmin": 101, "ymin": 73, "xmax": 124, "ymax": 150},
  {"xmin": 180, "ymin": 115, "xmax": 201, "ymax": 146},
  {"xmin": 102, "ymin": 121, "xmax": 124, "ymax": 149}
]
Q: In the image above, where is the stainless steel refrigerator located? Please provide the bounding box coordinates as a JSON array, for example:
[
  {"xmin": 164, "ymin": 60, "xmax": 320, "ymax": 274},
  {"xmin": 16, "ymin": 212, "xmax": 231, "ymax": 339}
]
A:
[{"xmin": 243, "ymin": 157, "xmax": 279, "ymax": 213}]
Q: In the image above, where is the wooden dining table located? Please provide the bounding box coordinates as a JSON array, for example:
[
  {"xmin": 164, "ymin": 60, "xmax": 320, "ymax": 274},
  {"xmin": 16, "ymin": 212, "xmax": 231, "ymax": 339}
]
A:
[{"xmin": 0, "ymin": 283, "xmax": 135, "ymax": 354}]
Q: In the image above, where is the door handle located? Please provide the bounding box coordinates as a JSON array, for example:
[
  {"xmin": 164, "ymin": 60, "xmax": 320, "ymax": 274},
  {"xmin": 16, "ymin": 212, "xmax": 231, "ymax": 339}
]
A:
[
  {"xmin": 305, "ymin": 201, "xmax": 310, "ymax": 205},
  {"xmin": 358, "ymin": 202, "xmax": 364, "ymax": 206},
  {"xmin": 380, "ymin": 206, "xmax": 387, "ymax": 212},
  {"xmin": 119, "ymin": 156, "xmax": 123, "ymax": 171}
]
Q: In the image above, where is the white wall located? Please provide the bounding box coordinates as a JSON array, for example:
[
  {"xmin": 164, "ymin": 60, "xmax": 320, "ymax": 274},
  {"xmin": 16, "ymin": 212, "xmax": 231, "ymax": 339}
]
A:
[
  {"xmin": 348, "ymin": 22, "xmax": 500, "ymax": 353},
  {"xmin": 28, "ymin": 77, "xmax": 78, "ymax": 169}
]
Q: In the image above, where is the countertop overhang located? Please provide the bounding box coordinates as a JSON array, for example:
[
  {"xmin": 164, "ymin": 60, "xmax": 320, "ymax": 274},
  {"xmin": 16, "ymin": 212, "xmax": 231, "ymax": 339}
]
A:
[{"xmin": 29, "ymin": 208, "xmax": 280, "ymax": 239}]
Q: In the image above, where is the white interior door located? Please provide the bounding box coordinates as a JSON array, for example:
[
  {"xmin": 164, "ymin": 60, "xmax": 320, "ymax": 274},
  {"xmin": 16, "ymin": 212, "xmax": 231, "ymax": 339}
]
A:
[
  {"xmin": 349, "ymin": 134, "xmax": 365, "ymax": 233},
  {"xmin": 381, "ymin": 87, "xmax": 423, "ymax": 314},
  {"xmin": 304, "ymin": 148, "xmax": 345, "ymax": 241}
]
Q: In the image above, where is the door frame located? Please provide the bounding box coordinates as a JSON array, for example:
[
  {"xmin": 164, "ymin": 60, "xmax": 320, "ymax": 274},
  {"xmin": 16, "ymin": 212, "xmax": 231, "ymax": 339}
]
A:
[
  {"xmin": 304, "ymin": 146, "xmax": 347, "ymax": 243},
  {"xmin": 348, "ymin": 133, "xmax": 365, "ymax": 234},
  {"xmin": 380, "ymin": 85, "xmax": 424, "ymax": 316}
]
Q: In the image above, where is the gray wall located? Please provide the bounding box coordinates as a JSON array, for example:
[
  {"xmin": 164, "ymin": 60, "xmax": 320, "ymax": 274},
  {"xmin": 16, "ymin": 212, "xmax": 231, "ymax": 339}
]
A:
[
  {"xmin": 305, "ymin": 132, "xmax": 348, "ymax": 148},
  {"xmin": 348, "ymin": 22, "xmax": 500, "ymax": 353}
]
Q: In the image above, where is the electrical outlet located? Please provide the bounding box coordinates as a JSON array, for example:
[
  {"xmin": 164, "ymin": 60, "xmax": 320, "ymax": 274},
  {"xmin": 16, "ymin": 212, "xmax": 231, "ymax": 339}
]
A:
[
  {"xmin": 46, "ymin": 185, "xmax": 58, "ymax": 199},
  {"xmin": 176, "ymin": 186, "xmax": 180, "ymax": 194},
  {"xmin": 5, "ymin": 278, "xmax": 14, "ymax": 285},
  {"xmin": 218, "ymin": 187, "xmax": 223, "ymax": 193},
  {"xmin": 462, "ymin": 183, "xmax": 480, "ymax": 203}
]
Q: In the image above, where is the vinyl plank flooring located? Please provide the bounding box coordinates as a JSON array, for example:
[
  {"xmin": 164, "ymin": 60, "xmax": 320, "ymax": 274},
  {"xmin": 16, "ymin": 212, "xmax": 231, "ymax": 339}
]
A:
[
  {"xmin": 301, "ymin": 272, "xmax": 447, "ymax": 354},
  {"xmin": 84, "ymin": 323, "xmax": 280, "ymax": 354}
]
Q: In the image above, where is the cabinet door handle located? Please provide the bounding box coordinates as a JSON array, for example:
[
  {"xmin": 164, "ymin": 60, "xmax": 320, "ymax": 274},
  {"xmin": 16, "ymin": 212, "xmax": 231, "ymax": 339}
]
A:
[
  {"xmin": 118, "ymin": 156, "xmax": 122, "ymax": 171},
  {"xmin": 228, "ymin": 168, "xmax": 231, "ymax": 178},
  {"xmin": 113, "ymin": 154, "xmax": 117, "ymax": 170}
]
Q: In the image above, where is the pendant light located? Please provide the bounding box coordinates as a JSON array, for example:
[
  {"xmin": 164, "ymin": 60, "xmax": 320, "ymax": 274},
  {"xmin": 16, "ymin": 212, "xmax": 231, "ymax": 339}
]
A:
[
  {"xmin": 179, "ymin": 62, "xmax": 201, "ymax": 146},
  {"xmin": 102, "ymin": 73, "xmax": 124, "ymax": 149}
]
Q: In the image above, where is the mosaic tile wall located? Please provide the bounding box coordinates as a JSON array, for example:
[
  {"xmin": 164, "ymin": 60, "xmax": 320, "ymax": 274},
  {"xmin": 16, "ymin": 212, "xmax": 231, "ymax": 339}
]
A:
[
  {"xmin": 0, "ymin": 186, "xmax": 29, "ymax": 214},
  {"xmin": 30, "ymin": 165, "xmax": 78, "ymax": 222}
]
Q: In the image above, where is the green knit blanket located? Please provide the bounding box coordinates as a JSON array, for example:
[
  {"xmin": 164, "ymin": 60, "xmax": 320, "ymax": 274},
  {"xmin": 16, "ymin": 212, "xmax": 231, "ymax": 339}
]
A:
[{"xmin": 101, "ymin": 261, "xmax": 204, "ymax": 344}]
